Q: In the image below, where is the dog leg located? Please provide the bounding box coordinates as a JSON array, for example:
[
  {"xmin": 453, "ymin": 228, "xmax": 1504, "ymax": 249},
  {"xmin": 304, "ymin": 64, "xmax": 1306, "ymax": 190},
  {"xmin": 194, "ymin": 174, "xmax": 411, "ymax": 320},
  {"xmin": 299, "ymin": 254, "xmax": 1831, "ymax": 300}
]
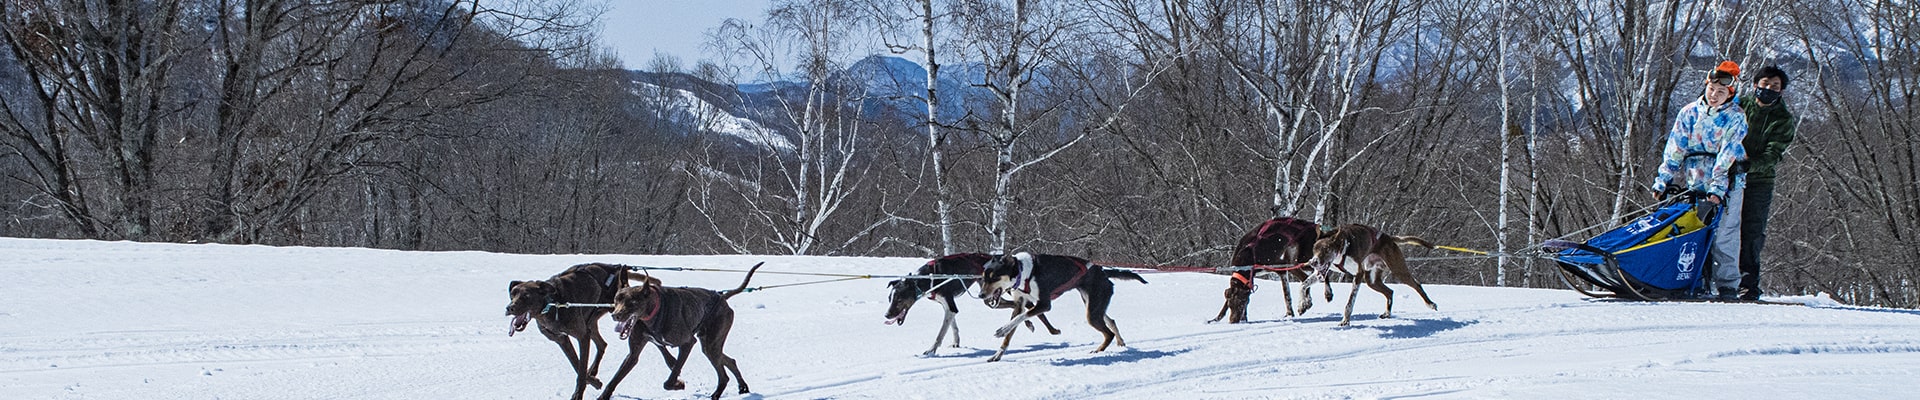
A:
[
  {"xmin": 1367, "ymin": 272, "xmax": 1395, "ymax": 319},
  {"xmin": 988, "ymin": 329, "xmax": 1015, "ymax": 362},
  {"xmin": 549, "ymin": 334, "xmax": 590, "ymax": 400},
  {"xmin": 1340, "ymin": 270, "xmax": 1365, "ymax": 326},
  {"xmin": 653, "ymin": 342, "xmax": 681, "ymax": 386},
  {"xmin": 573, "ymin": 335, "xmax": 598, "ymax": 393},
  {"xmin": 994, "ymin": 299, "xmax": 1051, "ymax": 338},
  {"xmin": 1209, "ymin": 295, "xmax": 1231, "ymax": 324},
  {"xmin": 925, "ymin": 309, "xmax": 956, "ymax": 356},
  {"xmin": 664, "ymin": 344, "xmax": 694, "ymax": 391},
  {"xmin": 986, "ymin": 306, "xmax": 1025, "ymax": 362},
  {"xmin": 701, "ymin": 341, "xmax": 737, "ymax": 399},
  {"xmin": 585, "ymin": 331, "xmax": 607, "ymax": 389},
  {"xmin": 1280, "ymin": 272, "xmax": 1297, "ymax": 318},
  {"xmin": 1297, "ymin": 271, "xmax": 1322, "ymax": 316},
  {"xmin": 594, "ymin": 338, "xmax": 646, "ymax": 400},
  {"xmin": 1386, "ymin": 253, "xmax": 1440, "ymax": 311},
  {"xmin": 1084, "ymin": 290, "xmax": 1119, "ymax": 353},
  {"xmin": 703, "ymin": 317, "xmax": 747, "ymax": 399},
  {"xmin": 1363, "ymin": 255, "xmax": 1397, "ymax": 319},
  {"xmin": 1036, "ymin": 314, "xmax": 1063, "ymax": 335},
  {"xmin": 943, "ymin": 295, "xmax": 963, "ymax": 347}
]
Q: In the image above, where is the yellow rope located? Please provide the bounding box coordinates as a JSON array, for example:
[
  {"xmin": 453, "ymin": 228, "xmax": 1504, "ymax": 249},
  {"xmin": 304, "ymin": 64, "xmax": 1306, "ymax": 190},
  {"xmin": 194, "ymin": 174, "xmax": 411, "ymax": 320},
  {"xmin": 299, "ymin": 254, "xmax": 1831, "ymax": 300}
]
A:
[{"xmin": 1433, "ymin": 245, "xmax": 1490, "ymax": 255}]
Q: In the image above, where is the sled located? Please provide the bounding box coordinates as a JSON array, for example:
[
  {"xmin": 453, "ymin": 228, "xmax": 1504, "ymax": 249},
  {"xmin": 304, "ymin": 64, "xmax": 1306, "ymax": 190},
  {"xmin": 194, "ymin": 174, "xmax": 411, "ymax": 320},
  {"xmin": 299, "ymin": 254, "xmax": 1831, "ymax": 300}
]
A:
[{"xmin": 1545, "ymin": 198, "xmax": 1720, "ymax": 301}]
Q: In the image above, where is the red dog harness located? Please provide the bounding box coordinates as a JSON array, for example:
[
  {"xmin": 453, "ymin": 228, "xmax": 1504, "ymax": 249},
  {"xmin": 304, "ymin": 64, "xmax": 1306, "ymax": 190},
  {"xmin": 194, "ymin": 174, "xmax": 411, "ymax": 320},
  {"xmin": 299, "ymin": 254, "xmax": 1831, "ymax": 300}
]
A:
[
  {"xmin": 1052, "ymin": 259, "xmax": 1088, "ymax": 300},
  {"xmin": 1007, "ymin": 254, "xmax": 1089, "ymax": 301}
]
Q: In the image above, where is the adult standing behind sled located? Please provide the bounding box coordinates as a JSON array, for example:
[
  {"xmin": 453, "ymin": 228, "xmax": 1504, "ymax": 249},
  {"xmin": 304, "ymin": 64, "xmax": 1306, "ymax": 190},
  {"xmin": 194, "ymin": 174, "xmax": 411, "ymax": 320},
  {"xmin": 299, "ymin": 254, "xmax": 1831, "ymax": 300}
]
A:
[
  {"xmin": 1652, "ymin": 60, "xmax": 1748, "ymax": 300},
  {"xmin": 1735, "ymin": 65, "xmax": 1797, "ymax": 301}
]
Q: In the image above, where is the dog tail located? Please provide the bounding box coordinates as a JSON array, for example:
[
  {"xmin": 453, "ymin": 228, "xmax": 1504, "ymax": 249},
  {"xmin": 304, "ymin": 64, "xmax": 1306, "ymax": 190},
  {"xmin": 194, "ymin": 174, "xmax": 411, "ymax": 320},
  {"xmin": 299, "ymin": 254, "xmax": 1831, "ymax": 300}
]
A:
[
  {"xmin": 720, "ymin": 262, "xmax": 765, "ymax": 300},
  {"xmin": 1101, "ymin": 266, "xmax": 1150, "ymax": 284},
  {"xmin": 1394, "ymin": 236, "xmax": 1436, "ymax": 249}
]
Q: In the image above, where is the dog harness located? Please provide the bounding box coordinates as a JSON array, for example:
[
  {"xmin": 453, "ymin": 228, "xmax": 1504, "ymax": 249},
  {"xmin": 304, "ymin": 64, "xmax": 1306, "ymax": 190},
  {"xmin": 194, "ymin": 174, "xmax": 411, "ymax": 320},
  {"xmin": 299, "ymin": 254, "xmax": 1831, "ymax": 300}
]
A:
[
  {"xmin": 637, "ymin": 292, "xmax": 663, "ymax": 323},
  {"xmin": 1012, "ymin": 253, "xmax": 1089, "ymax": 301},
  {"xmin": 1053, "ymin": 260, "xmax": 1088, "ymax": 300}
]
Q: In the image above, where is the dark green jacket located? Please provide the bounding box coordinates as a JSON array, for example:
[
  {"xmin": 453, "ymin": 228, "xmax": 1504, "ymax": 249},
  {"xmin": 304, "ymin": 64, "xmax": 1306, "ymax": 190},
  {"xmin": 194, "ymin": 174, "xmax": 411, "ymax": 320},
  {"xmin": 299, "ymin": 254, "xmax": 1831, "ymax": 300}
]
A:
[{"xmin": 1738, "ymin": 94, "xmax": 1797, "ymax": 185}]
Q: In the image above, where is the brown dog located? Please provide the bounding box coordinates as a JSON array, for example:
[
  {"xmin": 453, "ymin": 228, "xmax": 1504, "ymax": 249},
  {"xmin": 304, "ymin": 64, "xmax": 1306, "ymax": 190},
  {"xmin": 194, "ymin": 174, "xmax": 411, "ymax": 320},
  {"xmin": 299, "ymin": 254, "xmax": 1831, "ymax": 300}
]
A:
[
  {"xmin": 1300, "ymin": 224, "xmax": 1439, "ymax": 326},
  {"xmin": 600, "ymin": 263, "xmax": 762, "ymax": 400},
  {"xmin": 1211, "ymin": 217, "xmax": 1328, "ymax": 323},
  {"xmin": 506, "ymin": 263, "xmax": 663, "ymax": 400}
]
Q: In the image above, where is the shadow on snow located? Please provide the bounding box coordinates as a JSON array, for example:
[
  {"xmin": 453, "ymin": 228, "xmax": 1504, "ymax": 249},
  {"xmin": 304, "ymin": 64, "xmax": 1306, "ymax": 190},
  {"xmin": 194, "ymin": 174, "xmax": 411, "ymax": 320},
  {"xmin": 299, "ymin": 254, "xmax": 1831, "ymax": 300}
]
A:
[{"xmin": 1048, "ymin": 348, "xmax": 1192, "ymax": 367}]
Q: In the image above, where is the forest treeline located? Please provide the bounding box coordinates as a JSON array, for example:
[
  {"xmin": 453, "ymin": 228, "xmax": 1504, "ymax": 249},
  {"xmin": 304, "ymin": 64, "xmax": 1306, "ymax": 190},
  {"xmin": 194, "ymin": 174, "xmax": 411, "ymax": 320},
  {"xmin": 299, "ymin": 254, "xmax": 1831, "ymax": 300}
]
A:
[{"xmin": 3, "ymin": 0, "xmax": 1913, "ymax": 307}]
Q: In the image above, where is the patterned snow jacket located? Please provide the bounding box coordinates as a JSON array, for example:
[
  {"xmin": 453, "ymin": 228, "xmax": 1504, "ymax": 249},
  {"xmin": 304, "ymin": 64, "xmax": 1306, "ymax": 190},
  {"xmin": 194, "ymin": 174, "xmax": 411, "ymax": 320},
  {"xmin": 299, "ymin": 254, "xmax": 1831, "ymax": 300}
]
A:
[{"xmin": 1653, "ymin": 97, "xmax": 1748, "ymax": 198}]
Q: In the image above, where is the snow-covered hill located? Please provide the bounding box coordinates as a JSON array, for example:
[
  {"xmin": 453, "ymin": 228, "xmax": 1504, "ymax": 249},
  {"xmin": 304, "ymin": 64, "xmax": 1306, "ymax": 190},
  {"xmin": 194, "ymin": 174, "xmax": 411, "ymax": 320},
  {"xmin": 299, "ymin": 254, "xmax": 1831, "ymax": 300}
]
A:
[
  {"xmin": 3, "ymin": 237, "xmax": 1916, "ymax": 399},
  {"xmin": 628, "ymin": 80, "xmax": 795, "ymax": 153}
]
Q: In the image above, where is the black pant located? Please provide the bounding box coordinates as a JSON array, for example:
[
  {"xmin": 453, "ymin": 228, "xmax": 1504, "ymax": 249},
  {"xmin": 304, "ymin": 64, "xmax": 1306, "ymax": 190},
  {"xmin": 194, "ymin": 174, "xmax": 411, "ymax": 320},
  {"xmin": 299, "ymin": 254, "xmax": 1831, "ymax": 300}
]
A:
[{"xmin": 1737, "ymin": 180, "xmax": 1777, "ymax": 296}]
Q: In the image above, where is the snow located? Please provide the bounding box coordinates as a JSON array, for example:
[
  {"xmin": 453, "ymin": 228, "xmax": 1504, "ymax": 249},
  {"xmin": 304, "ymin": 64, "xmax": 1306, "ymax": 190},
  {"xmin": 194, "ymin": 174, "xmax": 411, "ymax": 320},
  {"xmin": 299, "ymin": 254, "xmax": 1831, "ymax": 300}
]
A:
[
  {"xmin": 629, "ymin": 81, "xmax": 795, "ymax": 153},
  {"xmin": 4, "ymin": 237, "xmax": 1918, "ymax": 399}
]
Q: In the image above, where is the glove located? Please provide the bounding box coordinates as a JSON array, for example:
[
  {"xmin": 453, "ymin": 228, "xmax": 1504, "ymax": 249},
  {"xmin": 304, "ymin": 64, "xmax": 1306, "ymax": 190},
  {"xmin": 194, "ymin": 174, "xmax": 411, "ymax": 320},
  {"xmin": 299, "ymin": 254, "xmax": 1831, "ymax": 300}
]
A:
[{"xmin": 1696, "ymin": 199, "xmax": 1719, "ymax": 219}]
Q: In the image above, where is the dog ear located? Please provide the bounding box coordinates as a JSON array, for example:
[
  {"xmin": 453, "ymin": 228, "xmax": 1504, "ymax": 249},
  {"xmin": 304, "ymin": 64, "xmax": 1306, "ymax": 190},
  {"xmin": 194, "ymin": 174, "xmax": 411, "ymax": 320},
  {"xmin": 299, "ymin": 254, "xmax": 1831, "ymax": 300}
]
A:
[{"xmin": 509, "ymin": 280, "xmax": 523, "ymax": 291}]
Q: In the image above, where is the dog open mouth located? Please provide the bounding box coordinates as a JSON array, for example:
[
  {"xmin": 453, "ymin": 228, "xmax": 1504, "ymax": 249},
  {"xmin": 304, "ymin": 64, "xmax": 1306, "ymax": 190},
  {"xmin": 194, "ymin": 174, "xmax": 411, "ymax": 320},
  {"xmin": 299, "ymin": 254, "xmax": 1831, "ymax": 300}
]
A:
[
  {"xmin": 884, "ymin": 315, "xmax": 905, "ymax": 325},
  {"xmin": 982, "ymin": 287, "xmax": 1028, "ymax": 309},
  {"xmin": 508, "ymin": 312, "xmax": 531, "ymax": 336},
  {"xmin": 614, "ymin": 315, "xmax": 635, "ymax": 340}
]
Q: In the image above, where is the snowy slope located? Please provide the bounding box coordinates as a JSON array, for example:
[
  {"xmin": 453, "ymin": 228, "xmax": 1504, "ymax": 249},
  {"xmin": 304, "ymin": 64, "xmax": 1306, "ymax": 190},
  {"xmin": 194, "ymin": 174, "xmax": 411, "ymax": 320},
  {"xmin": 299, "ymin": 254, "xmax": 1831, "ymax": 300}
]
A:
[
  {"xmin": 630, "ymin": 80, "xmax": 795, "ymax": 153},
  {"xmin": 3, "ymin": 237, "xmax": 1918, "ymax": 400}
]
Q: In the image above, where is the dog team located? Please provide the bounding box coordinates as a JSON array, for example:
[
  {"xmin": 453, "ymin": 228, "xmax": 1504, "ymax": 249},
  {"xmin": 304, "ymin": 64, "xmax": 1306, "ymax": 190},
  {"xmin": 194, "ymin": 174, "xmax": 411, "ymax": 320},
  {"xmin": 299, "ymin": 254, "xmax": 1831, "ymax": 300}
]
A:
[{"xmin": 505, "ymin": 219, "xmax": 1438, "ymax": 399}]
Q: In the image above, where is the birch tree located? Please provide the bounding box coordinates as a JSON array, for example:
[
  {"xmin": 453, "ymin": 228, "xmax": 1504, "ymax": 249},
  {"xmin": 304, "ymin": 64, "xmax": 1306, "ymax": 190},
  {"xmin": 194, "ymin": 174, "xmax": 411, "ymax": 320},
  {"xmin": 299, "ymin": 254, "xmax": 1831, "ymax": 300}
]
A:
[
  {"xmin": 867, "ymin": 0, "xmax": 960, "ymax": 254},
  {"xmin": 703, "ymin": 0, "xmax": 888, "ymax": 255},
  {"xmin": 1495, "ymin": 0, "xmax": 1516, "ymax": 286},
  {"xmin": 1534, "ymin": 0, "xmax": 1712, "ymax": 222},
  {"xmin": 951, "ymin": 0, "xmax": 1168, "ymax": 253}
]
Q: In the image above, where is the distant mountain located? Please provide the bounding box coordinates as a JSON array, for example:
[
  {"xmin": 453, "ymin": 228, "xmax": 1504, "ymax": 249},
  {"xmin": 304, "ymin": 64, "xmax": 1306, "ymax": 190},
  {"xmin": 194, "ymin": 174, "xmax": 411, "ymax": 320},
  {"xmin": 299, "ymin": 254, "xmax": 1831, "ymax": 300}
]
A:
[
  {"xmin": 618, "ymin": 55, "xmax": 999, "ymax": 151},
  {"xmin": 623, "ymin": 70, "xmax": 795, "ymax": 153},
  {"xmin": 839, "ymin": 55, "xmax": 1000, "ymax": 124}
]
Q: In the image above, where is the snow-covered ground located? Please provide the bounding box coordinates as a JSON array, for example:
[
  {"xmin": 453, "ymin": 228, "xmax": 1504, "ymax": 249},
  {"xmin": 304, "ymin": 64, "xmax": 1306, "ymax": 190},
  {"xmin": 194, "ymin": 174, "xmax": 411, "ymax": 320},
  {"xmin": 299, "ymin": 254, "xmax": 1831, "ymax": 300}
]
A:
[{"xmin": 4, "ymin": 237, "xmax": 1918, "ymax": 399}]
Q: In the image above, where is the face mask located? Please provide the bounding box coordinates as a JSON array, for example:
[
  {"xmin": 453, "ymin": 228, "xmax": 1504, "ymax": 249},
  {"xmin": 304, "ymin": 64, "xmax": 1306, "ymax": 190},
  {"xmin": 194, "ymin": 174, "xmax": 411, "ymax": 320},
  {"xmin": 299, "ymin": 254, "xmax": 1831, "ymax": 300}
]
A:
[{"xmin": 1755, "ymin": 88, "xmax": 1782, "ymax": 104}]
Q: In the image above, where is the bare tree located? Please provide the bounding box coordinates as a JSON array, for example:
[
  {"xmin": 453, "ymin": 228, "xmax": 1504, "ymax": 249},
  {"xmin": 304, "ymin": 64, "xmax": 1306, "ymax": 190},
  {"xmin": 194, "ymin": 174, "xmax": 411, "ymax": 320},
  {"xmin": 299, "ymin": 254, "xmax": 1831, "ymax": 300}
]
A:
[
  {"xmin": 1774, "ymin": 0, "xmax": 1919, "ymax": 307},
  {"xmin": 701, "ymin": 0, "xmax": 891, "ymax": 255},
  {"xmin": 866, "ymin": 0, "xmax": 961, "ymax": 255},
  {"xmin": 1, "ymin": 0, "xmax": 188, "ymax": 240},
  {"xmin": 950, "ymin": 0, "xmax": 1170, "ymax": 253}
]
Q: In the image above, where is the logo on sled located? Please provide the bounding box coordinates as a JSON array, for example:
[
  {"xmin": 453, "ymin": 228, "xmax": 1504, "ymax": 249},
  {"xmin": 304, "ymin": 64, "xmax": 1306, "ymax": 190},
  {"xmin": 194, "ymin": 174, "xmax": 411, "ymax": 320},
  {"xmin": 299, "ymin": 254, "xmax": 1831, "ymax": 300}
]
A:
[
  {"xmin": 1627, "ymin": 217, "xmax": 1661, "ymax": 235},
  {"xmin": 1675, "ymin": 242, "xmax": 1699, "ymax": 280}
]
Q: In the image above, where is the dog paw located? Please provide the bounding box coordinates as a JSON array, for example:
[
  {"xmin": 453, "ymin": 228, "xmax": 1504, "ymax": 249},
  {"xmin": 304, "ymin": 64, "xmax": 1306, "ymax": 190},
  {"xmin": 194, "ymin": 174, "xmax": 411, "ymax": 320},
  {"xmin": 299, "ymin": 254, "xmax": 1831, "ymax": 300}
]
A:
[
  {"xmin": 993, "ymin": 326, "xmax": 1015, "ymax": 338},
  {"xmin": 588, "ymin": 377, "xmax": 604, "ymax": 389},
  {"xmin": 664, "ymin": 379, "xmax": 686, "ymax": 390}
]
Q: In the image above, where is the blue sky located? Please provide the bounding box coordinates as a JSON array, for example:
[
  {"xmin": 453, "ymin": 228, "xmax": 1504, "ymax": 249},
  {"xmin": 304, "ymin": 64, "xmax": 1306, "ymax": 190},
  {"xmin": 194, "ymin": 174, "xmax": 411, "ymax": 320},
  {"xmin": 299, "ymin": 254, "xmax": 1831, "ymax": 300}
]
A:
[{"xmin": 601, "ymin": 0, "xmax": 769, "ymax": 66}]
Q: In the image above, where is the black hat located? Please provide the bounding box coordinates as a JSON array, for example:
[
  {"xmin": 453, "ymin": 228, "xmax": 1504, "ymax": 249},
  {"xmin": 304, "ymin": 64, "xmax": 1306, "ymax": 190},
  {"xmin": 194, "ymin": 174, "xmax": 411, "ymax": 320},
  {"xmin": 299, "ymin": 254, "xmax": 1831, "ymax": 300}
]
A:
[{"xmin": 1753, "ymin": 65, "xmax": 1790, "ymax": 88}]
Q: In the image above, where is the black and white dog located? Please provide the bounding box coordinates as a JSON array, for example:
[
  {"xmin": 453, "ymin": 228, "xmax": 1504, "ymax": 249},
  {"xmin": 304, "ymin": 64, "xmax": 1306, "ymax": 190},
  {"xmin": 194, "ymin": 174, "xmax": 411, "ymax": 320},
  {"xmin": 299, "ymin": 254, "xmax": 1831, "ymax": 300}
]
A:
[
  {"xmin": 977, "ymin": 252, "xmax": 1148, "ymax": 362},
  {"xmin": 883, "ymin": 253, "xmax": 1063, "ymax": 356}
]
